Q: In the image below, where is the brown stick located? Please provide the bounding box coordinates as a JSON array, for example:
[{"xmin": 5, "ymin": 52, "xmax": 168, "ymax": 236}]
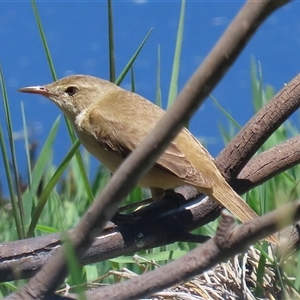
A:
[{"xmin": 218, "ymin": 74, "xmax": 300, "ymax": 183}]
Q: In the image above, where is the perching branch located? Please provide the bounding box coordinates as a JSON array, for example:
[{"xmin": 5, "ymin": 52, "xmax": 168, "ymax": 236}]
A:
[{"xmin": 74, "ymin": 200, "xmax": 300, "ymax": 300}]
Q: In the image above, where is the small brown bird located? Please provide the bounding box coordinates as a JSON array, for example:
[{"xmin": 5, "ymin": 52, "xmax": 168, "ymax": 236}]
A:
[{"xmin": 19, "ymin": 75, "xmax": 277, "ymax": 244}]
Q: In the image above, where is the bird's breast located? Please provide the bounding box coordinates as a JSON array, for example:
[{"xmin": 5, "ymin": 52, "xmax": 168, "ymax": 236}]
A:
[{"xmin": 76, "ymin": 128, "xmax": 124, "ymax": 173}]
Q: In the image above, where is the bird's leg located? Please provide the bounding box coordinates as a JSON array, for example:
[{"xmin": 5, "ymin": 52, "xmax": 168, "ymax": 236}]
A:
[
  {"xmin": 150, "ymin": 188, "xmax": 166, "ymax": 201},
  {"xmin": 118, "ymin": 188, "xmax": 166, "ymax": 213}
]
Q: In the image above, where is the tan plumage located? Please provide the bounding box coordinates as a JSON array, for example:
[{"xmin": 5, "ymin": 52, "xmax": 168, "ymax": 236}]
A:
[{"xmin": 19, "ymin": 75, "xmax": 278, "ymax": 244}]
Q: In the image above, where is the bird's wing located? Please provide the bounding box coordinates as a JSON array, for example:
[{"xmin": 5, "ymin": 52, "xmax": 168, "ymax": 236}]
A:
[{"xmin": 79, "ymin": 92, "xmax": 212, "ymax": 189}]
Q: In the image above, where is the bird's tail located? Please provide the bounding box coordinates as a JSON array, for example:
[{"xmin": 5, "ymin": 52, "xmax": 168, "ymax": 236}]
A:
[{"xmin": 202, "ymin": 179, "xmax": 279, "ymax": 245}]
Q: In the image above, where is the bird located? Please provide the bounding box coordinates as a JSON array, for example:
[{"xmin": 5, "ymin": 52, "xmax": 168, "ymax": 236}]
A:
[{"xmin": 19, "ymin": 75, "xmax": 277, "ymax": 244}]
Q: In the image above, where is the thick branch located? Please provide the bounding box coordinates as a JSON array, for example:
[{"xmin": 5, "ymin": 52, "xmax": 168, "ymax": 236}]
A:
[
  {"xmin": 218, "ymin": 74, "xmax": 300, "ymax": 182},
  {"xmin": 234, "ymin": 134, "xmax": 300, "ymax": 194}
]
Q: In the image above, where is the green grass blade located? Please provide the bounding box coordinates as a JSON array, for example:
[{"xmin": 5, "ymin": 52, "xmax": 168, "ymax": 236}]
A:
[
  {"xmin": 22, "ymin": 117, "xmax": 60, "ymax": 224},
  {"xmin": 294, "ymin": 251, "xmax": 300, "ymax": 290},
  {"xmin": 63, "ymin": 233, "xmax": 86, "ymax": 299},
  {"xmin": 73, "ymin": 144, "xmax": 94, "ymax": 204},
  {"xmin": 31, "ymin": 0, "xmax": 57, "ymax": 80},
  {"xmin": 218, "ymin": 122, "xmax": 235, "ymax": 145},
  {"xmin": 36, "ymin": 224, "xmax": 59, "ymax": 234},
  {"xmin": 255, "ymin": 242, "xmax": 267, "ymax": 296},
  {"xmin": 64, "ymin": 127, "xmax": 94, "ymax": 203},
  {"xmin": 91, "ymin": 166, "xmax": 111, "ymax": 196},
  {"xmin": 0, "ymin": 282, "xmax": 18, "ymax": 294},
  {"xmin": 250, "ymin": 58, "xmax": 264, "ymax": 113},
  {"xmin": 251, "ymin": 59, "xmax": 280, "ymax": 155},
  {"xmin": 155, "ymin": 45, "xmax": 162, "ymax": 107},
  {"xmin": 0, "ymin": 66, "xmax": 25, "ymax": 238},
  {"xmin": 110, "ymin": 251, "xmax": 187, "ymax": 264},
  {"xmin": 21, "ymin": 102, "xmax": 32, "ymax": 188},
  {"xmin": 107, "ymin": 0, "xmax": 116, "ymax": 83},
  {"xmin": 31, "ymin": 0, "xmax": 93, "ymax": 203},
  {"xmin": 115, "ymin": 28, "xmax": 153, "ymax": 86},
  {"xmin": 167, "ymin": 0, "xmax": 186, "ymax": 108},
  {"xmin": 23, "ymin": 117, "xmax": 60, "ymax": 184},
  {"xmin": 0, "ymin": 125, "xmax": 23, "ymax": 238},
  {"xmin": 130, "ymin": 67, "xmax": 135, "ymax": 92},
  {"xmin": 27, "ymin": 139, "xmax": 81, "ymax": 237},
  {"xmin": 210, "ymin": 94, "xmax": 241, "ymax": 130}
]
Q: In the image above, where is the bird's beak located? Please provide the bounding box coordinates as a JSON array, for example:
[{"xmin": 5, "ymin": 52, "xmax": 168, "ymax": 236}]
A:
[{"xmin": 18, "ymin": 86, "xmax": 51, "ymax": 97}]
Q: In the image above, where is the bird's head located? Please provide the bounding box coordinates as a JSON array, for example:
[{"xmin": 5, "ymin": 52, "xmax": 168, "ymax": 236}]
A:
[{"xmin": 19, "ymin": 75, "xmax": 117, "ymax": 120}]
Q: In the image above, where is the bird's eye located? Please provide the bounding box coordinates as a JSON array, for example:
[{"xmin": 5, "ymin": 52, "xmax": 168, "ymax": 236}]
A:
[{"xmin": 64, "ymin": 86, "xmax": 78, "ymax": 96}]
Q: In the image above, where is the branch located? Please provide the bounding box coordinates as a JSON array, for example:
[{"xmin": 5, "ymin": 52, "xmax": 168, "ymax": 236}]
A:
[
  {"xmin": 79, "ymin": 200, "xmax": 300, "ymax": 300},
  {"xmin": 218, "ymin": 74, "xmax": 300, "ymax": 182},
  {"xmin": 234, "ymin": 134, "xmax": 300, "ymax": 194}
]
